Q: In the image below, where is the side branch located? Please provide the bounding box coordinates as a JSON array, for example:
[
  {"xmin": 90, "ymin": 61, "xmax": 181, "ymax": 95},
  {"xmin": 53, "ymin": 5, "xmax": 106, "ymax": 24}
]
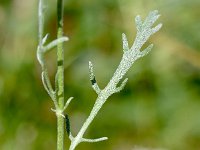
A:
[
  {"xmin": 81, "ymin": 137, "xmax": 108, "ymax": 143},
  {"xmin": 89, "ymin": 61, "xmax": 101, "ymax": 94},
  {"xmin": 115, "ymin": 78, "xmax": 128, "ymax": 93},
  {"xmin": 41, "ymin": 71, "xmax": 58, "ymax": 108},
  {"xmin": 69, "ymin": 10, "xmax": 162, "ymax": 150}
]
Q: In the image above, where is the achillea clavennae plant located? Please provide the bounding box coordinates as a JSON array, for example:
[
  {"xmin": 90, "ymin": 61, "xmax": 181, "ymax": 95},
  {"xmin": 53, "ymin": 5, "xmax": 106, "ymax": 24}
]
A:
[{"xmin": 37, "ymin": 0, "xmax": 162, "ymax": 150}]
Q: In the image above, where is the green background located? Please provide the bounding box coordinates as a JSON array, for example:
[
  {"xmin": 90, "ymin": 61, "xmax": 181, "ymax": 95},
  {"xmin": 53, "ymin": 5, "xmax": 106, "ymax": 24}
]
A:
[{"xmin": 0, "ymin": 0, "xmax": 200, "ymax": 149}]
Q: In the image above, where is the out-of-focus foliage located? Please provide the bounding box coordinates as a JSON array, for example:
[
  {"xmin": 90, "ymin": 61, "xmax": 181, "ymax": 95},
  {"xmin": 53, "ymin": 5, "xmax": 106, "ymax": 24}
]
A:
[{"xmin": 0, "ymin": 0, "xmax": 200, "ymax": 150}]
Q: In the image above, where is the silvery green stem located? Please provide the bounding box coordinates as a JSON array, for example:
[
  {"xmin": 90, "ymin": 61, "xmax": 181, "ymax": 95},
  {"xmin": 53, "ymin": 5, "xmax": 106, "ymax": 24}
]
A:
[
  {"xmin": 37, "ymin": 0, "xmax": 70, "ymax": 150},
  {"xmin": 69, "ymin": 10, "xmax": 162, "ymax": 150},
  {"xmin": 38, "ymin": 0, "xmax": 44, "ymax": 47},
  {"xmin": 56, "ymin": 0, "xmax": 65, "ymax": 149},
  {"xmin": 69, "ymin": 95, "xmax": 108, "ymax": 150}
]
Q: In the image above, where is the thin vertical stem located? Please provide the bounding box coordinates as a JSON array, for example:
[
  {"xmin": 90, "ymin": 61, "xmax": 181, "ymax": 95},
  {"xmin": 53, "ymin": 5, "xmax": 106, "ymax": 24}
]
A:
[
  {"xmin": 56, "ymin": 0, "xmax": 65, "ymax": 150},
  {"xmin": 38, "ymin": 0, "xmax": 44, "ymax": 46}
]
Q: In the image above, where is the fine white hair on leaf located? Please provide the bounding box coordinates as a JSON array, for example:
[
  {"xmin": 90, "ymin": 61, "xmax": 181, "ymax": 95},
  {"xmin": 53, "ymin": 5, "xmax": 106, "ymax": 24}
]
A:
[
  {"xmin": 122, "ymin": 33, "xmax": 129, "ymax": 52},
  {"xmin": 151, "ymin": 23, "xmax": 163, "ymax": 35},
  {"xmin": 139, "ymin": 44, "xmax": 154, "ymax": 58},
  {"xmin": 135, "ymin": 15, "xmax": 143, "ymax": 32}
]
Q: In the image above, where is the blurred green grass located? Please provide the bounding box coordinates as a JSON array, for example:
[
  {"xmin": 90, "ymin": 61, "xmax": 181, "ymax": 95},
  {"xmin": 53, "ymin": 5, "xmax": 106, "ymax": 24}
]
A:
[{"xmin": 0, "ymin": 0, "xmax": 200, "ymax": 149}]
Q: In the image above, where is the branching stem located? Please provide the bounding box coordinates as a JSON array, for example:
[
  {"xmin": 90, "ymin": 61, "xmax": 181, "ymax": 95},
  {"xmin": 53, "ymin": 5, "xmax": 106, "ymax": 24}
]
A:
[
  {"xmin": 69, "ymin": 10, "xmax": 162, "ymax": 150},
  {"xmin": 37, "ymin": 0, "xmax": 70, "ymax": 150},
  {"xmin": 37, "ymin": 2, "xmax": 162, "ymax": 149}
]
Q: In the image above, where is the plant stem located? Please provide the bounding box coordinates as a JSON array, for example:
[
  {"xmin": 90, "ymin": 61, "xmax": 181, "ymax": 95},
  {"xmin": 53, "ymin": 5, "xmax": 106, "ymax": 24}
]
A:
[
  {"xmin": 69, "ymin": 96, "xmax": 106, "ymax": 150},
  {"xmin": 56, "ymin": 0, "xmax": 65, "ymax": 150}
]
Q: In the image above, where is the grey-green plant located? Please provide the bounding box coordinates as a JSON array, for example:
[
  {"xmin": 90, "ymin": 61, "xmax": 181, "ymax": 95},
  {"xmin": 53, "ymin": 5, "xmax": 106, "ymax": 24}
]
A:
[{"xmin": 37, "ymin": 0, "xmax": 162, "ymax": 150}]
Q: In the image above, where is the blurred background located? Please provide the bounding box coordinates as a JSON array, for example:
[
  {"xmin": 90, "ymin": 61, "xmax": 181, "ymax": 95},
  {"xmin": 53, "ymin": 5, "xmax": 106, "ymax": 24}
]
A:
[{"xmin": 0, "ymin": 0, "xmax": 200, "ymax": 149}]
